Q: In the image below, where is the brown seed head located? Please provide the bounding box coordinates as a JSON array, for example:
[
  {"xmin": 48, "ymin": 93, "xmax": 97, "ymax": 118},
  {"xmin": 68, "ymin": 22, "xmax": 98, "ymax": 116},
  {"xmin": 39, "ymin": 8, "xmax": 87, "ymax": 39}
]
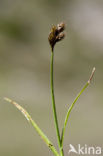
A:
[
  {"xmin": 56, "ymin": 32, "xmax": 65, "ymax": 42},
  {"xmin": 57, "ymin": 22, "xmax": 65, "ymax": 33},
  {"xmin": 48, "ymin": 22, "xmax": 65, "ymax": 51}
]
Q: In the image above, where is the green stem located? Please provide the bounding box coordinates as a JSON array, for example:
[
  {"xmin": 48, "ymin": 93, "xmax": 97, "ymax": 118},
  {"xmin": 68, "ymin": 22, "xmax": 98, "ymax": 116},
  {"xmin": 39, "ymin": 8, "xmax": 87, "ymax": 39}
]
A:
[
  {"xmin": 61, "ymin": 82, "xmax": 89, "ymax": 147},
  {"xmin": 61, "ymin": 67, "xmax": 95, "ymax": 147},
  {"xmin": 4, "ymin": 97, "xmax": 59, "ymax": 156},
  {"xmin": 51, "ymin": 50, "xmax": 64, "ymax": 156}
]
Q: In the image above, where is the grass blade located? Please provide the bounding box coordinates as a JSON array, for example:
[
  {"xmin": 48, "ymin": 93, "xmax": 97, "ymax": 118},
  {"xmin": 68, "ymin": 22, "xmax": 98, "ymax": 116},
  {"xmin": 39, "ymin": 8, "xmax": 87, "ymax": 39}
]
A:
[
  {"xmin": 61, "ymin": 67, "xmax": 95, "ymax": 146},
  {"xmin": 4, "ymin": 97, "xmax": 59, "ymax": 156}
]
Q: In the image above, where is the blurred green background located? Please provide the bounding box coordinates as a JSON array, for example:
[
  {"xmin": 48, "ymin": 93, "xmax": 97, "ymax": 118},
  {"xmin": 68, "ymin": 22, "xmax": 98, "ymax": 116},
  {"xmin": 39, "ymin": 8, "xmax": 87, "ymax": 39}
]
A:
[{"xmin": 0, "ymin": 0, "xmax": 103, "ymax": 156}]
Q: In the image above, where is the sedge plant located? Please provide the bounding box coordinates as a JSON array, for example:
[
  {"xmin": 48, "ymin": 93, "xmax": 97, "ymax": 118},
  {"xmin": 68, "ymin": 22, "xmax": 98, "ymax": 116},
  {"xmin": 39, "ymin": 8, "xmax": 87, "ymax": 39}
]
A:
[{"xmin": 4, "ymin": 22, "xmax": 95, "ymax": 156}]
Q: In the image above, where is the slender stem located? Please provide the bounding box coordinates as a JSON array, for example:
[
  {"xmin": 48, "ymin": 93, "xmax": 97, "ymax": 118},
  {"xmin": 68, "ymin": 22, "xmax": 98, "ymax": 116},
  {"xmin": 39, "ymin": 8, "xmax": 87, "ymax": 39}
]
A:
[
  {"xmin": 51, "ymin": 50, "xmax": 64, "ymax": 156},
  {"xmin": 4, "ymin": 97, "xmax": 59, "ymax": 156},
  {"xmin": 61, "ymin": 82, "xmax": 89, "ymax": 146},
  {"xmin": 61, "ymin": 67, "xmax": 95, "ymax": 147}
]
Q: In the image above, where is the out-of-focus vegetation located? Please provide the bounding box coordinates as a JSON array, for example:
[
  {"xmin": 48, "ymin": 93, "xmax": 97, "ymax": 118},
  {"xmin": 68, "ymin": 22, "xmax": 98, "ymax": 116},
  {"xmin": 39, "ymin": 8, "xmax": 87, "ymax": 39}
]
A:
[{"xmin": 0, "ymin": 0, "xmax": 103, "ymax": 156}]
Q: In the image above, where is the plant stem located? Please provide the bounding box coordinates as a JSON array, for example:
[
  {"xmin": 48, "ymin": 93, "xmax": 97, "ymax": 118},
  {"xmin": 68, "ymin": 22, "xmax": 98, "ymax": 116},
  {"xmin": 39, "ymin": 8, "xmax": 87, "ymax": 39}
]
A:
[
  {"xmin": 51, "ymin": 50, "xmax": 64, "ymax": 156},
  {"xmin": 4, "ymin": 97, "xmax": 59, "ymax": 156},
  {"xmin": 61, "ymin": 82, "xmax": 89, "ymax": 146},
  {"xmin": 61, "ymin": 67, "xmax": 95, "ymax": 147}
]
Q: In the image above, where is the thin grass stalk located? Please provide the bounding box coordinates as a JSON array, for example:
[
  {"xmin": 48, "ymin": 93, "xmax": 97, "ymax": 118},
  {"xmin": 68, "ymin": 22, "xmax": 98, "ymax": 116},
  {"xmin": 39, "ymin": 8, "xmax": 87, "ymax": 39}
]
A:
[
  {"xmin": 51, "ymin": 50, "xmax": 64, "ymax": 156},
  {"xmin": 61, "ymin": 67, "xmax": 95, "ymax": 147},
  {"xmin": 4, "ymin": 97, "xmax": 59, "ymax": 156}
]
